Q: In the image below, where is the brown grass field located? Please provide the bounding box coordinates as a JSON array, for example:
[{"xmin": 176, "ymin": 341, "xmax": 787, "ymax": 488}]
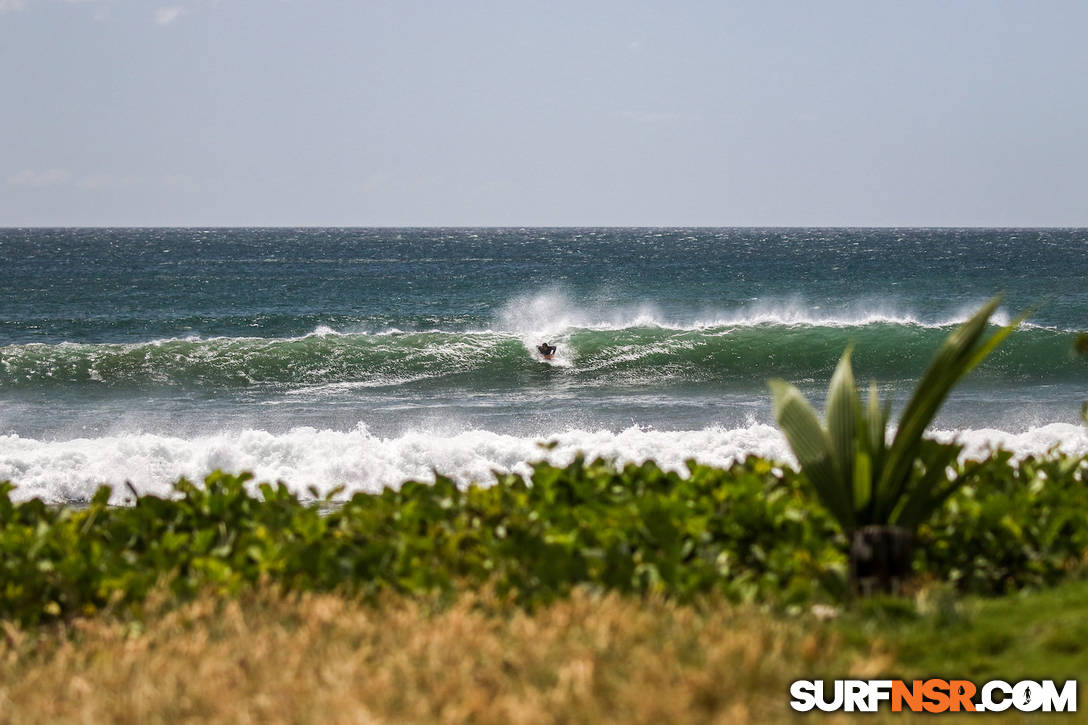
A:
[
  {"xmin": 0, "ymin": 588, "xmax": 892, "ymax": 724},
  {"xmin": 6, "ymin": 584, "xmax": 1080, "ymax": 724}
]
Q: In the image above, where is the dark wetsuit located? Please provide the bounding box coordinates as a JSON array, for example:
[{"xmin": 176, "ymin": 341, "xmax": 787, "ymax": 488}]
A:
[{"xmin": 537, "ymin": 344, "xmax": 557, "ymax": 356}]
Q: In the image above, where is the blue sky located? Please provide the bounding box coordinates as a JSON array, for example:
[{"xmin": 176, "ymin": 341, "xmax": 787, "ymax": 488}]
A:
[{"xmin": 2, "ymin": 0, "xmax": 1086, "ymax": 226}]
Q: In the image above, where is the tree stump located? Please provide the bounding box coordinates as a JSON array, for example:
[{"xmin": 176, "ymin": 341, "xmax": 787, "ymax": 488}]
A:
[{"xmin": 850, "ymin": 525, "xmax": 914, "ymax": 596}]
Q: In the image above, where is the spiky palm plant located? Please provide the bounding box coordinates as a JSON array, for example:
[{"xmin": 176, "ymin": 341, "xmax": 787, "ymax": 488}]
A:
[{"xmin": 769, "ymin": 296, "xmax": 1022, "ymax": 593}]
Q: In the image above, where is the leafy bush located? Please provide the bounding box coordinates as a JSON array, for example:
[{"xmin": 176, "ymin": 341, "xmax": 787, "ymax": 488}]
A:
[
  {"xmin": 0, "ymin": 458, "xmax": 846, "ymax": 626},
  {"xmin": 3, "ymin": 449, "xmax": 1086, "ymax": 627},
  {"xmin": 919, "ymin": 451, "xmax": 1088, "ymax": 593}
]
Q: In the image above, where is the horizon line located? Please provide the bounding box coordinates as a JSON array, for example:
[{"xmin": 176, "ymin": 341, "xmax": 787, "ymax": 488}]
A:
[{"xmin": 3, "ymin": 224, "xmax": 1087, "ymax": 231}]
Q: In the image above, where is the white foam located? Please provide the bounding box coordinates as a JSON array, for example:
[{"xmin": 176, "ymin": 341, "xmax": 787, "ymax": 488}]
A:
[
  {"xmin": 307, "ymin": 325, "xmax": 346, "ymax": 338},
  {"xmin": 931, "ymin": 423, "xmax": 1088, "ymax": 462},
  {"xmin": 2, "ymin": 422, "xmax": 1085, "ymax": 505}
]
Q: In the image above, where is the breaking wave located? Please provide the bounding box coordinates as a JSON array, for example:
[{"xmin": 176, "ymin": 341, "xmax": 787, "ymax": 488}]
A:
[{"xmin": 1, "ymin": 321, "xmax": 1078, "ymax": 390}]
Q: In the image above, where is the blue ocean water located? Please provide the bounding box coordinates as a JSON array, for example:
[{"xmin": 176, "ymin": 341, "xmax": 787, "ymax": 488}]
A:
[{"xmin": 2, "ymin": 228, "xmax": 1086, "ymax": 502}]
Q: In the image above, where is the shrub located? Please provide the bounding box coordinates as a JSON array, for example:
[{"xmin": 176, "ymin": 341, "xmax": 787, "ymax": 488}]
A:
[
  {"xmin": 918, "ymin": 451, "xmax": 1088, "ymax": 593},
  {"xmin": 0, "ymin": 459, "xmax": 846, "ymax": 625},
  {"xmin": 3, "ymin": 448, "xmax": 1086, "ymax": 626}
]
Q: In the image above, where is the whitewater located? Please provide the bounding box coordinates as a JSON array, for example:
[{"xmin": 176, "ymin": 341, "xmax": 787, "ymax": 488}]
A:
[{"xmin": 4, "ymin": 423, "xmax": 1088, "ymax": 505}]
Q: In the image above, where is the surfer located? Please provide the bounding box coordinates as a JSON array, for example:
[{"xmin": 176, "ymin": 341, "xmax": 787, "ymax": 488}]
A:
[{"xmin": 537, "ymin": 342, "xmax": 557, "ymax": 358}]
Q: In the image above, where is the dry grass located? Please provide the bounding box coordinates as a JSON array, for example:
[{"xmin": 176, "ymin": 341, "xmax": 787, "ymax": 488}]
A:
[{"xmin": 0, "ymin": 588, "xmax": 891, "ymax": 724}]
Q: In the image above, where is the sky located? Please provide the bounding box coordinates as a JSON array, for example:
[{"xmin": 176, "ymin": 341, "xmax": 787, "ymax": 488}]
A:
[{"xmin": 2, "ymin": 0, "xmax": 1087, "ymax": 227}]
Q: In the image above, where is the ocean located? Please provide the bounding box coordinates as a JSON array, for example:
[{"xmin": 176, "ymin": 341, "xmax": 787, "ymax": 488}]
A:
[{"xmin": 2, "ymin": 227, "xmax": 1086, "ymax": 503}]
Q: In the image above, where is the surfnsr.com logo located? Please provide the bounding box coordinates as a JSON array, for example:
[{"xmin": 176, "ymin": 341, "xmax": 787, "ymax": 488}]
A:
[{"xmin": 790, "ymin": 679, "xmax": 1077, "ymax": 713}]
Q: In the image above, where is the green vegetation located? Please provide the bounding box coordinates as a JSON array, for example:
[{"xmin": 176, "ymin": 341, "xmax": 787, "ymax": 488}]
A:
[
  {"xmin": 919, "ymin": 450, "xmax": 1088, "ymax": 594},
  {"xmin": 0, "ymin": 459, "xmax": 842, "ymax": 625},
  {"xmin": 838, "ymin": 578, "xmax": 1088, "ymax": 685},
  {"xmin": 2, "ymin": 450, "xmax": 1086, "ymax": 626}
]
